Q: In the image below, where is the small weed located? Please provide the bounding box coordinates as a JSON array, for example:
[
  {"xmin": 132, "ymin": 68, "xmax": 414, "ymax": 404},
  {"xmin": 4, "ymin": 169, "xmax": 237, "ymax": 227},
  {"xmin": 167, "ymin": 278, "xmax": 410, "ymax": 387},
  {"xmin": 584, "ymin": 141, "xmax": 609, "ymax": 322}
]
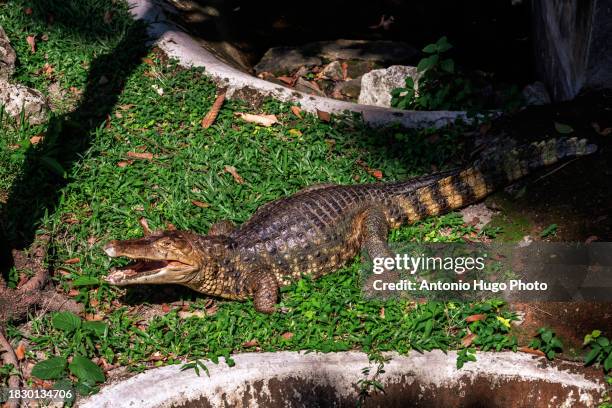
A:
[{"xmin": 529, "ymin": 328, "xmax": 563, "ymax": 360}]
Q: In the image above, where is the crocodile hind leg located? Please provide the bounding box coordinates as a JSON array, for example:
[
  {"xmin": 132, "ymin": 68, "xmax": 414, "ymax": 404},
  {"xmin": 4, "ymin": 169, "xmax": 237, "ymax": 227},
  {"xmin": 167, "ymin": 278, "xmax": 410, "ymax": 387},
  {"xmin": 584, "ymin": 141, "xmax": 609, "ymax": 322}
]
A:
[
  {"xmin": 208, "ymin": 220, "xmax": 235, "ymax": 236},
  {"xmin": 361, "ymin": 207, "xmax": 398, "ymax": 298},
  {"xmin": 362, "ymin": 207, "xmax": 394, "ymax": 262},
  {"xmin": 246, "ymin": 270, "xmax": 279, "ymax": 314}
]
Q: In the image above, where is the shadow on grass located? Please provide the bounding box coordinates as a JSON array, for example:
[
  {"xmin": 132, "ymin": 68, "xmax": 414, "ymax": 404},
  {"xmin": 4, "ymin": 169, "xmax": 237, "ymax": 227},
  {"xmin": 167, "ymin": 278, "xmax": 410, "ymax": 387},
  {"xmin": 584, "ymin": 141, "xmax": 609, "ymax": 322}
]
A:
[{"xmin": 0, "ymin": 3, "xmax": 153, "ymax": 276}]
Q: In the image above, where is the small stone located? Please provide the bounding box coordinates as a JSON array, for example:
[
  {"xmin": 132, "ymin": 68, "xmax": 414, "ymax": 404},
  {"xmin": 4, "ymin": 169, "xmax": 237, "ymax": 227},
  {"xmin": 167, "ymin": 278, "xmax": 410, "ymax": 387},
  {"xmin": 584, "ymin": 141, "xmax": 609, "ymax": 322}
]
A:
[
  {"xmin": 319, "ymin": 61, "xmax": 343, "ymax": 81},
  {"xmin": 294, "ymin": 77, "xmax": 325, "ymax": 97},
  {"xmin": 521, "ymin": 81, "xmax": 551, "ymax": 106},
  {"xmin": 358, "ymin": 65, "xmax": 420, "ymax": 107},
  {"xmin": 334, "ymin": 77, "xmax": 362, "ymax": 100},
  {"xmin": 0, "ymin": 79, "xmax": 49, "ymax": 125},
  {"xmin": 0, "ymin": 26, "xmax": 17, "ymax": 80}
]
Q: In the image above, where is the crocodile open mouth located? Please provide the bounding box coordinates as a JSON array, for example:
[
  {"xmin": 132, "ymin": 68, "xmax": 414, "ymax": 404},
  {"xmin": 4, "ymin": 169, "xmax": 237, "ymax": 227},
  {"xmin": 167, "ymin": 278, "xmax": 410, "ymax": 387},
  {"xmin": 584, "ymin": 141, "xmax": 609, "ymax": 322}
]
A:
[{"xmin": 106, "ymin": 259, "xmax": 193, "ymax": 285}]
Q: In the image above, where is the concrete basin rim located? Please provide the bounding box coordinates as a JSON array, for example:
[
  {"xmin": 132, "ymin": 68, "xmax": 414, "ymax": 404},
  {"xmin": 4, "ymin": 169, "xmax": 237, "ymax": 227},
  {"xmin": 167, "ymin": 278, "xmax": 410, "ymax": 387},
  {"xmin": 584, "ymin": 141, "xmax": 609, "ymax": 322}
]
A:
[{"xmin": 78, "ymin": 350, "xmax": 606, "ymax": 408}]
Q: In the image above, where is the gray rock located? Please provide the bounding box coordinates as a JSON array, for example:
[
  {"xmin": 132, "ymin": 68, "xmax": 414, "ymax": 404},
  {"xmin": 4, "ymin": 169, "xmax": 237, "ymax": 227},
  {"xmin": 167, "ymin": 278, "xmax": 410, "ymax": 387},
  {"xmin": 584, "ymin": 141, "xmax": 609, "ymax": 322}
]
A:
[
  {"xmin": 358, "ymin": 65, "xmax": 419, "ymax": 107},
  {"xmin": 294, "ymin": 77, "xmax": 325, "ymax": 97},
  {"xmin": 319, "ymin": 61, "xmax": 343, "ymax": 81},
  {"xmin": 0, "ymin": 26, "xmax": 16, "ymax": 80},
  {"xmin": 334, "ymin": 77, "xmax": 362, "ymax": 100},
  {"xmin": 0, "ymin": 79, "xmax": 49, "ymax": 125},
  {"xmin": 254, "ymin": 48, "xmax": 322, "ymax": 75},
  {"xmin": 521, "ymin": 81, "xmax": 551, "ymax": 105}
]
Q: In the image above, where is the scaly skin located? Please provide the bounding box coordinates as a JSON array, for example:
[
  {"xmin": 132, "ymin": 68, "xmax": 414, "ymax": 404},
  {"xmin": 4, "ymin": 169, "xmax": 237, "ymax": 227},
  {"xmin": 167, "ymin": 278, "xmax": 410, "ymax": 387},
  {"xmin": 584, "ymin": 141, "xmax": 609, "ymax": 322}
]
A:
[{"xmin": 104, "ymin": 137, "xmax": 596, "ymax": 313}]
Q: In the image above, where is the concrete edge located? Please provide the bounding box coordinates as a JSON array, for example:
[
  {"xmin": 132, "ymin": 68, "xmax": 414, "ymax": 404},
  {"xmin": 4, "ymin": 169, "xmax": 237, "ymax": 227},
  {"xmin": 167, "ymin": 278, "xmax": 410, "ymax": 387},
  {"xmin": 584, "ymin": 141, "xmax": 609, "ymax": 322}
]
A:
[
  {"xmin": 79, "ymin": 350, "xmax": 605, "ymax": 407},
  {"xmin": 127, "ymin": 0, "xmax": 471, "ymax": 129}
]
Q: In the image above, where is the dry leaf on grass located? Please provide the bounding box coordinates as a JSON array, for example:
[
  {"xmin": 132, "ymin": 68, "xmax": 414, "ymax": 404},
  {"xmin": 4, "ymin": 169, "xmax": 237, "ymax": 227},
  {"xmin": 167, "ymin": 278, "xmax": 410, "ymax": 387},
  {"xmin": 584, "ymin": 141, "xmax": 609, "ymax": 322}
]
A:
[
  {"xmin": 316, "ymin": 109, "xmax": 331, "ymax": 122},
  {"xmin": 201, "ymin": 90, "xmax": 226, "ymax": 129},
  {"xmin": 356, "ymin": 159, "xmax": 383, "ymax": 180},
  {"xmin": 127, "ymin": 151, "xmax": 154, "ymax": 160},
  {"xmin": 64, "ymin": 257, "xmax": 80, "ymax": 264},
  {"xmin": 290, "ymin": 106, "xmax": 302, "ymax": 119},
  {"xmin": 30, "ymin": 135, "xmax": 44, "ymax": 145},
  {"xmin": 191, "ymin": 200, "xmax": 210, "ymax": 208},
  {"xmin": 234, "ymin": 112, "xmax": 278, "ymax": 127},
  {"xmin": 161, "ymin": 304, "xmax": 171, "ymax": 313},
  {"xmin": 178, "ymin": 310, "xmax": 207, "ymax": 319},
  {"xmin": 242, "ymin": 340, "xmax": 259, "ymax": 348},
  {"xmin": 15, "ymin": 343, "xmax": 26, "ymax": 361},
  {"xmin": 117, "ymin": 160, "xmax": 133, "ymax": 168},
  {"xmin": 461, "ymin": 333, "xmax": 477, "ymax": 347},
  {"xmin": 281, "ymin": 332, "xmax": 294, "ymax": 340},
  {"xmin": 465, "ymin": 314, "xmax": 487, "ymax": 323},
  {"xmin": 26, "ymin": 35, "xmax": 36, "ymax": 53},
  {"xmin": 224, "ymin": 165, "xmax": 244, "ymax": 184}
]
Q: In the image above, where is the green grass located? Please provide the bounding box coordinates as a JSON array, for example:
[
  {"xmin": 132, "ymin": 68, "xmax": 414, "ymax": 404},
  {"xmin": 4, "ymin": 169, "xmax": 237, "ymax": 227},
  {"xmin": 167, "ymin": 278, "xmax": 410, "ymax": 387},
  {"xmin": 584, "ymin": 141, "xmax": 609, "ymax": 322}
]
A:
[{"xmin": 1, "ymin": 0, "xmax": 519, "ymax": 395}]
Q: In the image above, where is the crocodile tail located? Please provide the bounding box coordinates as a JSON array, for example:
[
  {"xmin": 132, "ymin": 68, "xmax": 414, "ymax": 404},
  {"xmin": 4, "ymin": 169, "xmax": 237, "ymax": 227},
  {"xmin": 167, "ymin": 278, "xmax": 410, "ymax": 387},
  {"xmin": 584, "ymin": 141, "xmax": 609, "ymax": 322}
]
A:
[{"xmin": 393, "ymin": 137, "xmax": 596, "ymax": 222}]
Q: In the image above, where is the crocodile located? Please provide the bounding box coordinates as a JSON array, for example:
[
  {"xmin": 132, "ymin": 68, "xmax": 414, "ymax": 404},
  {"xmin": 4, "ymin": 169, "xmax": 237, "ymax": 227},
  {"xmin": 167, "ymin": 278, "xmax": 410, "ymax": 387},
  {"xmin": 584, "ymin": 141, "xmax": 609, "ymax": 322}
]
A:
[{"xmin": 103, "ymin": 137, "xmax": 596, "ymax": 313}]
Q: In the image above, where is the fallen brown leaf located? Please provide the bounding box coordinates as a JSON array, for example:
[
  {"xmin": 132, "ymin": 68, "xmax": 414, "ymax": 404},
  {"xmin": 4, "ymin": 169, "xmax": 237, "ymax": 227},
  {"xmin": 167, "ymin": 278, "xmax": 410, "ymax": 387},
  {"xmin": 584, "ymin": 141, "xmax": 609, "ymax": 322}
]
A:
[
  {"xmin": 64, "ymin": 257, "xmax": 80, "ymax": 264},
  {"xmin": 281, "ymin": 332, "xmax": 294, "ymax": 340},
  {"xmin": 518, "ymin": 346, "xmax": 546, "ymax": 357},
  {"xmin": 379, "ymin": 307, "xmax": 385, "ymax": 318},
  {"xmin": 201, "ymin": 90, "xmax": 226, "ymax": 129},
  {"xmin": 15, "ymin": 343, "xmax": 26, "ymax": 361},
  {"xmin": 277, "ymin": 76, "xmax": 294, "ymax": 85},
  {"xmin": 316, "ymin": 109, "xmax": 331, "ymax": 122},
  {"xmin": 26, "ymin": 35, "xmax": 36, "ymax": 53},
  {"xmin": 355, "ymin": 159, "xmax": 383, "ymax": 180},
  {"xmin": 90, "ymin": 299, "xmax": 99, "ymax": 307},
  {"xmin": 178, "ymin": 310, "xmax": 207, "ymax": 319},
  {"xmin": 224, "ymin": 165, "xmax": 244, "ymax": 184},
  {"xmin": 142, "ymin": 57, "xmax": 154, "ymax": 66},
  {"xmin": 341, "ymin": 62, "xmax": 348, "ymax": 80},
  {"xmin": 371, "ymin": 169, "xmax": 383, "ymax": 180},
  {"xmin": 242, "ymin": 339, "xmax": 259, "ymax": 348},
  {"xmin": 67, "ymin": 289, "xmax": 79, "ymax": 297},
  {"xmin": 465, "ymin": 314, "xmax": 487, "ymax": 323},
  {"xmin": 42, "ymin": 63, "xmax": 54, "ymax": 77},
  {"xmin": 85, "ymin": 313, "xmax": 103, "ymax": 321},
  {"xmin": 191, "ymin": 200, "xmax": 210, "ymax": 208},
  {"xmin": 30, "ymin": 135, "xmax": 44, "ymax": 145},
  {"xmin": 161, "ymin": 304, "xmax": 171, "ymax": 313},
  {"xmin": 461, "ymin": 333, "xmax": 477, "ymax": 348},
  {"xmin": 290, "ymin": 106, "xmax": 302, "ymax": 119},
  {"xmin": 234, "ymin": 112, "xmax": 278, "ymax": 127},
  {"xmin": 127, "ymin": 151, "xmax": 154, "ymax": 160},
  {"xmin": 118, "ymin": 104, "xmax": 135, "ymax": 110},
  {"xmin": 116, "ymin": 160, "xmax": 133, "ymax": 168},
  {"xmin": 24, "ymin": 7, "xmax": 33, "ymax": 15}
]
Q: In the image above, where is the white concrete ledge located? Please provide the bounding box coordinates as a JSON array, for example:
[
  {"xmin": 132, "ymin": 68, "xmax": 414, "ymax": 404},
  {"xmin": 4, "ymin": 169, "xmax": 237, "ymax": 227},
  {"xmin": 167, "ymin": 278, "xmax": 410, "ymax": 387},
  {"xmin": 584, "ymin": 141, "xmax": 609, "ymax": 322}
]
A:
[
  {"xmin": 127, "ymin": 0, "xmax": 470, "ymax": 129},
  {"xmin": 79, "ymin": 350, "xmax": 605, "ymax": 407}
]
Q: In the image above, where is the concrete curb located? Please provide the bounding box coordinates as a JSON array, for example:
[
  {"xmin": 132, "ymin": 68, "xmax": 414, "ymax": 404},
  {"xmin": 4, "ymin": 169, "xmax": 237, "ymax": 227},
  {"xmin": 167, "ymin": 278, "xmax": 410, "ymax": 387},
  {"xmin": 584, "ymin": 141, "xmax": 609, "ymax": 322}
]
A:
[
  {"xmin": 79, "ymin": 350, "xmax": 605, "ymax": 407},
  {"xmin": 127, "ymin": 0, "xmax": 470, "ymax": 129}
]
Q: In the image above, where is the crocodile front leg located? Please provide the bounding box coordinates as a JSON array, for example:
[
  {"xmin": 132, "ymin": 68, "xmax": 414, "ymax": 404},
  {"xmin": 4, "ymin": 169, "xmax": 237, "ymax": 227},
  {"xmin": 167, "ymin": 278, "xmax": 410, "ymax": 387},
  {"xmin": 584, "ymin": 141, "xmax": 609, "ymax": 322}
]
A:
[{"xmin": 246, "ymin": 269, "xmax": 279, "ymax": 314}]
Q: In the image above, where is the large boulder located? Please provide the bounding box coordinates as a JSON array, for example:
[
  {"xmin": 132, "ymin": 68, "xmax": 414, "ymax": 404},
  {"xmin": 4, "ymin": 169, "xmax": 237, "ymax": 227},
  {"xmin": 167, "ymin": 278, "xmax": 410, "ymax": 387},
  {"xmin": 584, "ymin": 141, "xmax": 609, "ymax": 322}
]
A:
[
  {"xmin": 0, "ymin": 26, "xmax": 16, "ymax": 80},
  {"xmin": 0, "ymin": 80, "xmax": 49, "ymax": 125},
  {"xmin": 358, "ymin": 65, "xmax": 419, "ymax": 107}
]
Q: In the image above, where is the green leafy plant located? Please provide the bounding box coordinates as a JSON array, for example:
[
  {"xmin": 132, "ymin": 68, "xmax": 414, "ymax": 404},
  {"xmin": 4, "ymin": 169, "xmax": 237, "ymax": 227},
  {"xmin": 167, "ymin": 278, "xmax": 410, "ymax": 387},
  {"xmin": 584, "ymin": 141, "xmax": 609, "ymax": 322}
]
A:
[
  {"xmin": 584, "ymin": 330, "xmax": 612, "ymax": 372},
  {"xmin": 391, "ymin": 37, "xmax": 477, "ymax": 111},
  {"xmin": 30, "ymin": 312, "xmax": 106, "ymax": 395},
  {"xmin": 529, "ymin": 328, "xmax": 563, "ymax": 360}
]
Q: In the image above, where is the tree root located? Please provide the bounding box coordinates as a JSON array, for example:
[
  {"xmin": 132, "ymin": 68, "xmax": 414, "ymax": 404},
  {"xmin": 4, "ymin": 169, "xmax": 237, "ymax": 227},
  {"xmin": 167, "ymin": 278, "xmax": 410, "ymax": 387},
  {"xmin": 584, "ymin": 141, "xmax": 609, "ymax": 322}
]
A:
[{"xmin": 0, "ymin": 328, "xmax": 20, "ymax": 408}]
